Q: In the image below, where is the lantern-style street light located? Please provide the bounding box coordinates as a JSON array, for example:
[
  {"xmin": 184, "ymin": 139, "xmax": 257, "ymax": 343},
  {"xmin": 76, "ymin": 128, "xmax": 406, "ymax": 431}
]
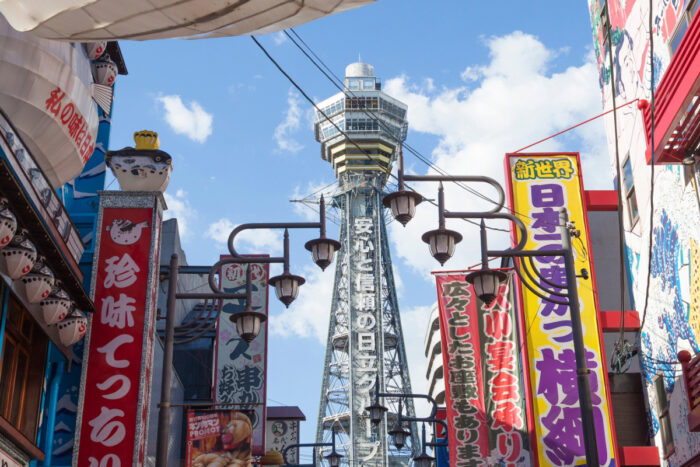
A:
[
  {"xmin": 382, "ymin": 146, "xmax": 600, "ymax": 465},
  {"xmin": 281, "ymin": 427, "xmax": 345, "ymax": 467},
  {"xmin": 156, "ymin": 203, "xmax": 340, "ymax": 467},
  {"xmin": 366, "ymin": 374, "xmax": 448, "ymax": 465}
]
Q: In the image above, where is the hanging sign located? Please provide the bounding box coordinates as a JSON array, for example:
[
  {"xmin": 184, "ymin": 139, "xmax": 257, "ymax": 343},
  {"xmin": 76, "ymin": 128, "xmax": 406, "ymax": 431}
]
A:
[
  {"xmin": 435, "ymin": 272, "xmax": 530, "ymax": 466},
  {"xmin": 214, "ymin": 257, "xmax": 269, "ymax": 456},
  {"xmin": 506, "ymin": 153, "xmax": 617, "ymax": 467}
]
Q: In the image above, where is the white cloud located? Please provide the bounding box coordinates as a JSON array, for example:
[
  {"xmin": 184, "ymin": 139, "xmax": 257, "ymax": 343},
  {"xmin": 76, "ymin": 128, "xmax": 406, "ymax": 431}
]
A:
[
  {"xmin": 460, "ymin": 66, "xmax": 481, "ymax": 82},
  {"xmin": 400, "ymin": 304, "xmax": 434, "ymax": 417},
  {"xmin": 272, "ymin": 31, "xmax": 287, "ymax": 45},
  {"xmin": 157, "ymin": 95, "xmax": 213, "ymax": 143},
  {"xmin": 204, "ymin": 218, "xmax": 282, "ymax": 254},
  {"xmin": 164, "ymin": 189, "xmax": 197, "ymax": 238},
  {"xmin": 269, "ymin": 264, "xmax": 334, "ymax": 342},
  {"xmin": 274, "ymin": 88, "xmax": 304, "ymax": 153},
  {"xmin": 384, "ymin": 31, "xmax": 610, "ymax": 275}
]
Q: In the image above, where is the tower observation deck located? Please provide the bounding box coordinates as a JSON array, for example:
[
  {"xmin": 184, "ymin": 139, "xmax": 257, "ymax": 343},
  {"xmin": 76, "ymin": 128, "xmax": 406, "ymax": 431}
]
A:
[{"xmin": 314, "ymin": 63, "xmax": 418, "ymax": 466}]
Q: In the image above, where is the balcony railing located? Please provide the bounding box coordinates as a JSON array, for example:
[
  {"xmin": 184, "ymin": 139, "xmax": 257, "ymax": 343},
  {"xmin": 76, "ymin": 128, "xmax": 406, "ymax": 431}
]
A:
[{"xmin": 641, "ymin": 11, "xmax": 700, "ymax": 164}]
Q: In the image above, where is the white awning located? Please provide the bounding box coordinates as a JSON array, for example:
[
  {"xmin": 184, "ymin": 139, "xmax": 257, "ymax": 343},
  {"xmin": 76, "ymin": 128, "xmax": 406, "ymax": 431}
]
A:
[
  {"xmin": 0, "ymin": 16, "xmax": 99, "ymax": 187},
  {"xmin": 0, "ymin": 0, "xmax": 376, "ymax": 41}
]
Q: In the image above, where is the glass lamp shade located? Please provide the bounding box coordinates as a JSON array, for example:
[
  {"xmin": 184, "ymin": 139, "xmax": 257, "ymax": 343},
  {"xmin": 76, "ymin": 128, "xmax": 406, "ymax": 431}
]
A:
[
  {"xmin": 382, "ymin": 190, "xmax": 423, "ymax": 226},
  {"xmin": 421, "ymin": 228, "xmax": 463, "ymax": 266},
  {"xmin": 268, "ymin": 272, "xmax": 306, "ymax": 307},
  {"xmin": 324, "ymin": 449, "xmax": 343, "ymax": 467},
  {"xmin": 389, "ymin": 423, "xmax": 410, "ymax": 450},
  {"xmin": 230, "ymin": 307, "xmax": 267, "ymax": 343},
  {"xmin": 260, "ymin": 450, "xmax": 284, "ymax": 466},
  {"xmin": 305, "ymin": 237, "xmax": 341, "ymax": 271},
  {"xmin": 465, "ymin": 269, "xmax": 508, "ymax": 305},
  {"xmin": 413, "ymin": 452, "xmax": 435, "ymax": 467},
  {"xmin": 365, "ymin": 400, "xmax": 388, "ymax": 425}
]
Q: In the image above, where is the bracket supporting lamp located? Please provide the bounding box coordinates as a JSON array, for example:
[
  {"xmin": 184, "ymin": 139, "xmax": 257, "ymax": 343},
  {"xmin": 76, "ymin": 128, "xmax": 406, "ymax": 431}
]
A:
[
  {"xmin": 305, "ymin": 196, "xmax": 341, "ymax": 271},
  {"xmin": 382, "ymin": 145, "xmax": 601, "ymax": 466},
  {"xmin": 420, "ymin": 184, "xmax": 462, "ymax": 265},
  {"xmin": 209, "ymin": 202, "xmax": 340, "ymax": 308},
  {"xmin": 412, "ymin": 423, "xmax": 435, "ymax": 467},
  {"xmin": 382, "ymin": 147, "xmax": 423, "ymax": 226},
  {"xmin": 388, "ymin": 398, "xmax": 410, "ymax": 450}
]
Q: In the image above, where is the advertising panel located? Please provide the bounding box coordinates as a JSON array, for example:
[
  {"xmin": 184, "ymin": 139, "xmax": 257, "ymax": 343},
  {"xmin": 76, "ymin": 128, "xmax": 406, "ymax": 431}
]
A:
[
  {"xmin": 506, "ymin": 153, "xmax": 617, "ymax": 466},
  {"xmin": 76, "ymin": 206, "xmax": 159, "ymax": 466},
  {"xmin": 435, "ymin": 272, "xmax": 530, "ymax": 466},
  {"xmin": 214, "ymin": 257, "xmax": 269, "ymax": 455},
  {"xmin": 266, "ymin": 418, "xmax": 300, "ymax": 463},
  {"xmin": 186, "ymin": 409, "xmax": 254, "ymax": 467}
]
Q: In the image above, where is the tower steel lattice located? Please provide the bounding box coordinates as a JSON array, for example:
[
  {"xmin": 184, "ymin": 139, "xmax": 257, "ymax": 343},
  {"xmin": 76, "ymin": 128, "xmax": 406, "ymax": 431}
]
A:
[{"xmin": 314, "ymin": 63, "xmax": 419, "ymax": 466}]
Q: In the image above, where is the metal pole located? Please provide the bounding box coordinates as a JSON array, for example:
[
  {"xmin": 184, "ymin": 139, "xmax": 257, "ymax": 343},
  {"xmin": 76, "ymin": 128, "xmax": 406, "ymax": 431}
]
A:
[
  {"xmin": 560, "ymin": 210, "xmax": 599, "ymax": 465},
  {"xmin": 156, "ymin": 253, "xmax": 178, "ymax": 466}
]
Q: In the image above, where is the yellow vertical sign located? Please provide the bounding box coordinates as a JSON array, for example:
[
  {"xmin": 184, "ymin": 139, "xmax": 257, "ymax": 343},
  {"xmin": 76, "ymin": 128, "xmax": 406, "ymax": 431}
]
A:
[{"xmin": 507, "ymin": 154, "xmax": 617, "ymax": 466}]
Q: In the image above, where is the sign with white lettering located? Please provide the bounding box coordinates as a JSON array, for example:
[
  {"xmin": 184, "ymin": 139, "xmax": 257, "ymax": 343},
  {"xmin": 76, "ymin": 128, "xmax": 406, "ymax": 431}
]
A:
[{"xmin": 75, "ymin": 202, "xmax": 161, "ymax": 467}]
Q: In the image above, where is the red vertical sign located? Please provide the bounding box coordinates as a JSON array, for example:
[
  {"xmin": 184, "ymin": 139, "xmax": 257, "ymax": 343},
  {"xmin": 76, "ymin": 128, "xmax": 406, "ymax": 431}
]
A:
[
  {"xmin": 77, "ymin": 207, "xmax": 158, "ymax": 466},
  {"xmin": 436, "ymin": 274, "xmax": 489, "ymax": 465}
]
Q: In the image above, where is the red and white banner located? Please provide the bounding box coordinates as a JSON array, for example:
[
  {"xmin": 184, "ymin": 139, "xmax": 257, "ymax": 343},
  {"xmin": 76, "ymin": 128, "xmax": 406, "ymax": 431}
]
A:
[
  {"xmin": 435, "ymin": 272, "xmax": 530, "ymax": 466},
  {"xmin": 214, "ymin": 257, "xmax": 269, "ymax": 455},
  {"xmin": 76, "ymin": 205, "xmax": 161, "ymax": 466}
]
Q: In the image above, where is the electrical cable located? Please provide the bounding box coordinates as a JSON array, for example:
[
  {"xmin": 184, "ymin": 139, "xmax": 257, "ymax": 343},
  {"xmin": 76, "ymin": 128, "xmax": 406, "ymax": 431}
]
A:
[
  {"xmin": 281, "ymin": 29, "xmax": 517, "ymax": 227},
  {"xmin": 251, "ymin": 34, "xmax": 511, "ymax": 233},
  {"xmin": 638, "ymin": 0, "xmax": 656, "ymax": 342},
  {"xmin": 602, "ymin": 0, "xmax": 632, "ymax": 373}
]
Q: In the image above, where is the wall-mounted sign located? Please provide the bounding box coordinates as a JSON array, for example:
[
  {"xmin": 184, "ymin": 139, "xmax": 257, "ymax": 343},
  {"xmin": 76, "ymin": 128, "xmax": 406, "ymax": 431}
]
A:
[
  {"xmin": 75, "ymin": 195, "xmax": 162, "ymax": 467},
  {"xmin": 214, "ymin": 258, "xmax": 269, "ymax": 456},
  {"xmin": 186, "ymin": 409, "xmax": 253, "ymax": 467},
  {"xmin": 506, "ymin": 153, "xmax": 617, "ymax": 467}
]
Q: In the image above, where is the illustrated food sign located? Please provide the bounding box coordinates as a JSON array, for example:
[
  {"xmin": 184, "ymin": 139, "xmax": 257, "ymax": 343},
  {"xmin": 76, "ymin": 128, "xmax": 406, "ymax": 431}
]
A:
[
  {"xmin": 266, "ymin": 419, "xmax": 300, "ymax": 463},
  {"xmin": 76, "ymin": 207, "xmax": 160, "ymax": 466},
  {"xmin": 435, "ymin": 273, "xmax": 530, "ymax": 466},
  {"xmin": 215, "ymin": 258, "xmax": 269, "ymax": 455},
  {"xmin": 506, "ymin": 153, "xmax": 616, "ymax": 466},
  {"xmin": 186, "ymin": 409, "xmax": 253, "ymax": 467}
]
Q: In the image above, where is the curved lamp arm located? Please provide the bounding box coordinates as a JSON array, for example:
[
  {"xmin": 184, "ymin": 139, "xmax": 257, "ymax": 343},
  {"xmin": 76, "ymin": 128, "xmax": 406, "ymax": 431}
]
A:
[{"xmin": 282, "ymin": 442, "xmax": 332, "ymax": 467}]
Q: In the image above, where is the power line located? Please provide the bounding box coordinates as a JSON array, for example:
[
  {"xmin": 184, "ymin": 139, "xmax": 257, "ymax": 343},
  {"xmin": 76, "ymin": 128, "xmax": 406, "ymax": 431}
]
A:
[{"xmin": 251, "ymin": 34, "xmax": 511, "ymax": 234}]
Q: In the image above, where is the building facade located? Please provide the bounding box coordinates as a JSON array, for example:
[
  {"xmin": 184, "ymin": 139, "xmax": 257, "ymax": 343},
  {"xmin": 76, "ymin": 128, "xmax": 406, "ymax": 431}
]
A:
[
  {"xmin": 588, "ymin": 0, "xmax": 700, "ymax": 465},
  {"xmin": 0, "ymin": 17, "xmax": 125, "ymax": 467}
]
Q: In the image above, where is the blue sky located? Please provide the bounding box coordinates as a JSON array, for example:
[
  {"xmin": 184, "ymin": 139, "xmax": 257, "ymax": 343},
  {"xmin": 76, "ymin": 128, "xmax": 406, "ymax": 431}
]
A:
[{"xmin": 107, "ymin": 0, "xmax": 611, "ymax": 446}]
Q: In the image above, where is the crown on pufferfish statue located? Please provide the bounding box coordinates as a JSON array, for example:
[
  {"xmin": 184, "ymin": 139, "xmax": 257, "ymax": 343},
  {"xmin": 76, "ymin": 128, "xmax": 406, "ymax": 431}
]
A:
[{"xmin": 133, "ymin": 130, "xmax": 160, "ymax": 150}]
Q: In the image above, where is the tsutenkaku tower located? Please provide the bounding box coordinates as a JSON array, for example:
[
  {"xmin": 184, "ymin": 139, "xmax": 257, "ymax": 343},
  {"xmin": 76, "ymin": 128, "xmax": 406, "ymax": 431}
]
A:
[{"xmin": 314, "ymin": 62, "xmax": 418, "ymax": 466}]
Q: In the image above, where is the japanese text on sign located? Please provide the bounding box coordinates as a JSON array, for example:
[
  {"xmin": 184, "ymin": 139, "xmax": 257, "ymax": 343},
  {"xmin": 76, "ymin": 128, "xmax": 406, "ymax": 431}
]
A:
[
  {"xmin": 508, "ymin": 154, "xmax": 616, "ymax": 467},
  {"xmin": 352, "ymin": 216, "xmax": 381, "ymax": 462},
  {"xmin": 78, "ymin": 208, "xmax": 154, "ymax": 467},
  {"xmin": 45, "ymin": 87, "xmax": 95, "ymax": 163}
]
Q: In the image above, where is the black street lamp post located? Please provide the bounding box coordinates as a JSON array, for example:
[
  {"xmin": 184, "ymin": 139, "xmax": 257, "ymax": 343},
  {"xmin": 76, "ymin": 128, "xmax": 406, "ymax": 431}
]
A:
[
  {"xmin": 155, "ymin": 201, "xmax": 339, "ymax": 466},
  {"xmin": 365, "ymin": 374, "xmax": 448, "ymax": 465},
  {"xmin": 282, "ymin": 428, "xmax": 344, "ymax": 467},
  {"xmin": 382, "ymin": 148, "xmax": 599, "ymax": 465}
]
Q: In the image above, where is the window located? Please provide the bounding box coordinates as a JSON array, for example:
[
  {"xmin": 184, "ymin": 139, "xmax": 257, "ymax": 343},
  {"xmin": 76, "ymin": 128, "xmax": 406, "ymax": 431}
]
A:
[
  {"xmin": 669, "ymin": 0, "xmax": 700, "ymax": 56},
  {"xmin": 622, "ymin": 156, "xmax": 639, "ymax": 226},
  {"xmin": 654, "ymin": 374, "xmax": 675, "ymax": 458},
  {"xmin": 0, "ymin": 293, "xmax": 48, "ymax": 443}
]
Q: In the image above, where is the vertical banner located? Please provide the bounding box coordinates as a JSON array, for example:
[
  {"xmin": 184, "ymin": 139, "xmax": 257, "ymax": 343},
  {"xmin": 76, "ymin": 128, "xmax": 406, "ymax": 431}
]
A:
[
  {"xmin": 436, "ymin": 274, "xmax": 489, "ymax": 465},
  {"xmin": 185, "ymin": 409, "xmax": 253, "ymax": 467},
  {"xmin": 214, "ymin": 257, "xmax": 269, "ymax": 456},
  {"xmin": 75, "ymin": 193, "xmax": 163, "ymax": 467},
  {"xmin": 506, "ymin": 153, "xmax": 617, "ymax": 466},
  {"xmin": 435, "ymin": 273, "xmax": 530, "ymax": 466}
]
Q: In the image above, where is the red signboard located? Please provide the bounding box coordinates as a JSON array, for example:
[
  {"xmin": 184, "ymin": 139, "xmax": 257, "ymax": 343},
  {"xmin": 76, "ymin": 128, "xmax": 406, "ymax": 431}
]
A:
[
  {"xmin": 436, "ymin": 274, "xmax": 489, "ymax": 465},
  {"xmin": 77, "ymin": 207, "xmax": 157, "ymax": 466},
  {"xmin": 435, "ymin": 272, "xmax": 530, "ymax": 466}
]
